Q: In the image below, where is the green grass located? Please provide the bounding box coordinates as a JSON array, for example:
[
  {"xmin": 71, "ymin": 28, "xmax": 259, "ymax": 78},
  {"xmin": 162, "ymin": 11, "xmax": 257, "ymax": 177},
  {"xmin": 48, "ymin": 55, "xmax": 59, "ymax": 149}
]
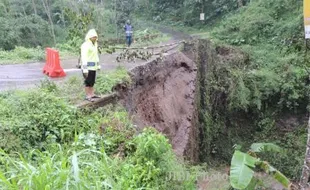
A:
[
  {"xmin": 0, "ymin": 124, "xmax": 196, "ymax": 189},
  {"xmin": 0, "ymin": 46, "xmax": 45, "ymax": 65},
  {"xmin": 96, "ymin": 66, "xmax": 131, "ymax": 94},
  {"xmin": 37, "ymin": 66, "xmax": 130, "ymax": 104},
  {"xmin": 0, "ymin": 46, "xmax": 79, "ymax": 65}
]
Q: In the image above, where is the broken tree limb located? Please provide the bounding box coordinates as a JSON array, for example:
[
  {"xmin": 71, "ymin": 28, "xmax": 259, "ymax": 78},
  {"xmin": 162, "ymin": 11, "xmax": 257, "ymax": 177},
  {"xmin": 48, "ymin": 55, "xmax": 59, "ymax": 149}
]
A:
[
  {"xmin": 114, "ymin": 40, "xmax": 185, "ymax": 50},
  {"xmin": 77, "ymin": 92, "xmax": 119, "ymax": 109}
]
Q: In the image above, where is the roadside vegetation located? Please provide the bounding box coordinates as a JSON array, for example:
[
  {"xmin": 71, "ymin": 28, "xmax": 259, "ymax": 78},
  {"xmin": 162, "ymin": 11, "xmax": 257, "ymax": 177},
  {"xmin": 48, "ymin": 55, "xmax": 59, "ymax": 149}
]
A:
[
  {"xmin": 0, "ymin": 67, "xmax": 197, "ymax": 189},
  {"xmin": 203, "ymin": 0, "xmax": 308, "ymax": 181},
  {"xmin": 1, "ymin": 0, "xmax": 309, "ymax": 189}
]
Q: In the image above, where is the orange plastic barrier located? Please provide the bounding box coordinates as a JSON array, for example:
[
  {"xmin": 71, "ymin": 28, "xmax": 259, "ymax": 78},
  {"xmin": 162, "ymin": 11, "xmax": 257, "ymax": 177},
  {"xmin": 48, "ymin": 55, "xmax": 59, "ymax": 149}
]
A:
[{"xmin": 43, "ymin": 48, "xmax": 66, "ymax": 78}]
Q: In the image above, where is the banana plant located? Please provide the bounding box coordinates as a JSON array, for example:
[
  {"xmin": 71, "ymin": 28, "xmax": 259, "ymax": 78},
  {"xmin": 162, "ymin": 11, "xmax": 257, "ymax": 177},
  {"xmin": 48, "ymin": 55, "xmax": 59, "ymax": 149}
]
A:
[{"xmin": 230, "ymin": 143, "xmax": 291, "ymax": 189}]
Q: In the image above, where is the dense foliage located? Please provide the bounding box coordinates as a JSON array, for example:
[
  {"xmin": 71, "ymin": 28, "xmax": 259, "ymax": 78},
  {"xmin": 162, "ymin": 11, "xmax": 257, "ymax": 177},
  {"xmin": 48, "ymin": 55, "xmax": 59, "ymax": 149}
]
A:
[
  {"xmin": 196, "ymin": 0, "xmax": 309, "ymax": 180},
  {"xmin": 134, "ymin": 0, "xmax": 250, "ymax": 26},
  {"xmin": 0, "ymin": 0, "xmax": 145, "ymax": 50},
  {"xmin": 0, "ymin": 78, "xmax": 196, "ymax": 189}
]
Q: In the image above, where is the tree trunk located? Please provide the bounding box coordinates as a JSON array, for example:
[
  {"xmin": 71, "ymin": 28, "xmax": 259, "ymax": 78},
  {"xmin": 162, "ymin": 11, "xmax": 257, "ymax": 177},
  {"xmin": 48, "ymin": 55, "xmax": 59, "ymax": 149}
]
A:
[
  {"xmin": 41, "ymin": 0, "xmax": 56, "ymax": 46},
  {"xmin": 60, "ymin": 0, "xmax": 66, "ymax": 27},
  {"xmin": 238, "ymin": 0, "xmax": 243, "ymax": 7},
  {"xmin": 1, "ymin": 2, "xmax": 8, "ymax": 15},
  {"xmin": 300, "ymin": 105, "xmax": 310, "ymax": 189},
  {"xmin": 31, "ymin": 0, "xmax": 37, "ymax": 15},
  {"xmin": 115, "ymin": 0, "xmax": 118, "ymax": 39}
]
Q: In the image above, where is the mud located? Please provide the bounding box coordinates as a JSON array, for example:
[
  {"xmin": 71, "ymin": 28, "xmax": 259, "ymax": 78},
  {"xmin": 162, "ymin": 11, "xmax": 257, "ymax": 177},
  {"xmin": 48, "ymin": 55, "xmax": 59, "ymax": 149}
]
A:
[{"xmin": 118, "ymin": 50, "xmax": 199, "ymax": 161}]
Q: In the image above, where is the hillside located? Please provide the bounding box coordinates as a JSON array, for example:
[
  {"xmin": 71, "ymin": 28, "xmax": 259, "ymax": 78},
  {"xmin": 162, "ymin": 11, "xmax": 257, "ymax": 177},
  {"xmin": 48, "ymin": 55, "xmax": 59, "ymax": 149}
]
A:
[{"xmin": 0, "ymin": 0, "xmax": 309, "ymax": 189}]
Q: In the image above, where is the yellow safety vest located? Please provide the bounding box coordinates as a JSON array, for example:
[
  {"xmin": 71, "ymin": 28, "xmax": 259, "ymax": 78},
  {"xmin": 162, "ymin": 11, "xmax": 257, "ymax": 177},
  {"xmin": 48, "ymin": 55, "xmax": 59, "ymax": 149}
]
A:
[{"xmin": 81, "ymin": 30, "xmax": 100, "ymax": 71}]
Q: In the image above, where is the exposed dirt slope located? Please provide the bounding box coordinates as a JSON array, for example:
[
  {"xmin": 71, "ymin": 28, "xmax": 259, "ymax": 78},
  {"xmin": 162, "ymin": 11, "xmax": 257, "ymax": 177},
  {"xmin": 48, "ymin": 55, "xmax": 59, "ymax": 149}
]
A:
[{"xmin": 118, "ymin": 51, "xmax": 199, "ymax": 161}]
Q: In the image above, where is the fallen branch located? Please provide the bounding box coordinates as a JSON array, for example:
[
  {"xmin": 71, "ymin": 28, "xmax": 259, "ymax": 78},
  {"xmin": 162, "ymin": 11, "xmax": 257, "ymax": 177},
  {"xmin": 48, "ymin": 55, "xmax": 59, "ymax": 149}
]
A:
[
  {"xmin": 77, "ymin": 93, "xmax": 119, "ymax": 109},
  {"xmin": 114, "ymin": 40, "xmax": 185, "ymax": 50}
]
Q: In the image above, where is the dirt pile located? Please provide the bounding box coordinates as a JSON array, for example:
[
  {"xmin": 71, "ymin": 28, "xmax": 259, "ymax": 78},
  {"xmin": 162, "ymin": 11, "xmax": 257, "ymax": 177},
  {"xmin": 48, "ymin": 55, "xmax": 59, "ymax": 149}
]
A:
[{"xmin": 118, "ymin": 51, "xmax": 199, "ymax": 161}]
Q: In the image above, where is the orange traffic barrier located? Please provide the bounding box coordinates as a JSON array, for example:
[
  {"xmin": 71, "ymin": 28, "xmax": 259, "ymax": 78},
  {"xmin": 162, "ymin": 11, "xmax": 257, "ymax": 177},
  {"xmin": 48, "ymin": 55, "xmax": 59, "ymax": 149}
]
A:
[{"xmin": 43, "ymin": 48, "xmax": 66, "ymax": 78}]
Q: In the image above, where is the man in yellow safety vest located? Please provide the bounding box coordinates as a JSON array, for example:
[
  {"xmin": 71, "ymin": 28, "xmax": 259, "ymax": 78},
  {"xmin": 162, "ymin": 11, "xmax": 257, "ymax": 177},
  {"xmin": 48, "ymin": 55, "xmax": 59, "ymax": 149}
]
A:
[{"xmin": 80, "ymin": 29, "xmax": 101, "ymax": 102}]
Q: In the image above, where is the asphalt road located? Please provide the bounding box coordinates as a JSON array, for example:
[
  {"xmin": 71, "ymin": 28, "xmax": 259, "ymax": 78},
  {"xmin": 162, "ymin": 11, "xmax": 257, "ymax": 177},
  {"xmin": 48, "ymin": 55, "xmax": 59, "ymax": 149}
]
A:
[{"xmin": 0, "ymin": 27, "xmax": 191, "ymax": 92}]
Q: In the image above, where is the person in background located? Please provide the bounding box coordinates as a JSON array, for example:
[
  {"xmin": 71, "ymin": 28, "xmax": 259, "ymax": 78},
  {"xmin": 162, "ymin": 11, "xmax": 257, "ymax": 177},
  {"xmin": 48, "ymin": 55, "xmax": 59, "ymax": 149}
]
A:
[
  {"xmin": 80, "ymin": 29, "xmax": 101, "ymax": 102},
  {"xmin": 124, "ymin": 20, "xmax": 133, "ymax": 47}
]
